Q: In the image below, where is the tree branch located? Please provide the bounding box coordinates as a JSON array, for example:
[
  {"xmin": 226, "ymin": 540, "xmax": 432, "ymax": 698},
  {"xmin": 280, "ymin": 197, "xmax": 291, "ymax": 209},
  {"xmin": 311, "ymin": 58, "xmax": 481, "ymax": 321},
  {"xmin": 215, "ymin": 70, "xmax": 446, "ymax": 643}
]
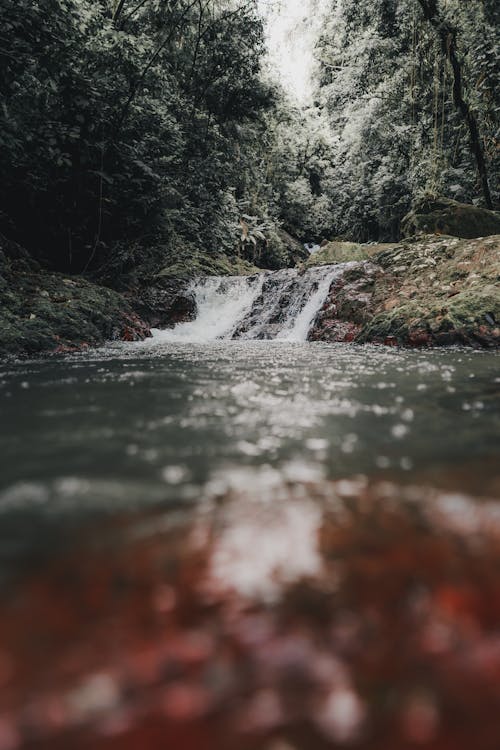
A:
[
  {"xmin": 114, "ymin": 0, "xmax": 199, "ymax": 135},
  {"xmin": 113, "ymin": 0, "xmax": 128, "ymax": 22}
]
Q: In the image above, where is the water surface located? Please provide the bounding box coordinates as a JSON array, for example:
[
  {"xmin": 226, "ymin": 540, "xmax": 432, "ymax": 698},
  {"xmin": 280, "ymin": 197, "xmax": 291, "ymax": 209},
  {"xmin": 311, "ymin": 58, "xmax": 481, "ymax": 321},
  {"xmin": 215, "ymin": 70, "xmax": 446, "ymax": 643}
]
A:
[
  {"xmin": 0, "ymin": 342, "xmax": 498, "ymax": 572},
  {"xmin": 1, "ymin": 341, "xmax": 500, "ymax": 750}
]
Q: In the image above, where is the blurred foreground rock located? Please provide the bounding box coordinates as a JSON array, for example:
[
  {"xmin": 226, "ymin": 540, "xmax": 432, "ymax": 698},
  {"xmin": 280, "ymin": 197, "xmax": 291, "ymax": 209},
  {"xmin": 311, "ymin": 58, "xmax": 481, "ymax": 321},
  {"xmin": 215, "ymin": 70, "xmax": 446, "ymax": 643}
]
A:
[{"xmin": 2, "ymin": 466, "xmax": 500, "ymax": 749}]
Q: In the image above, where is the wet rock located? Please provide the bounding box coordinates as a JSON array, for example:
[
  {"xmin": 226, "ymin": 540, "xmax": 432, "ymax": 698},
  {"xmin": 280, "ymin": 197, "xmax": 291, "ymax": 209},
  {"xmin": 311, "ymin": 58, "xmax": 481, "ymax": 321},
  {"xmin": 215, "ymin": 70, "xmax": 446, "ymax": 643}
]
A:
[
  {"xmin": 127, "ymin": 278, "xmax": 196, "ymax": 329},
  {"xmin": 402, "ymin": 196, "xmax": 500, "ymax": 240},
  {"xmin": 310, "ymin": 235, "xmax": 500, "ymax": 348},
  {"xmin": 0, "ymin": 236, "xmax": 151, "ymax": 357},
  {"xmin": 308, "ymin": 262, "xmax": 380, "ymax": 342},
  {"xmin": 232, "ymin": 269, "xmax": 308, "ymax": 339}
]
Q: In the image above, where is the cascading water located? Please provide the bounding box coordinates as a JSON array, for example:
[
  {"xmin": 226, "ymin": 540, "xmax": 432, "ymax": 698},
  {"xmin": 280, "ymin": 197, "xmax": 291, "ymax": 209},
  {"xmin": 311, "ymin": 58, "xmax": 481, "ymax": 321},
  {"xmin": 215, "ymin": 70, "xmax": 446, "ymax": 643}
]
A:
[
  {"xmin": 150, "ymin": 275, "xmax": 265, "ymax": 343},
  {"xmin": 151, "ymin": 262, "xmax": 358, "ymax": 344},
  {"xmin": 278, "ymin": 267, "xmax": 344, "ymax": 342},
  {"xmin": 235, "ymin": 264, "xmax": 356, "ymax": 341}
]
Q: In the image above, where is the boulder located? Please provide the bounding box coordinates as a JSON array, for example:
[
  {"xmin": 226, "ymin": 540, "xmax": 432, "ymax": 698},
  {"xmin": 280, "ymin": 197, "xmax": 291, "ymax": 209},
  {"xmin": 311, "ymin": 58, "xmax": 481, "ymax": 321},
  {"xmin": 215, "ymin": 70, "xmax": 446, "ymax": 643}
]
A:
[
  {"xmin": 307, "ymin": 241, "xmax": 368, "ymax": 265},
  {"xmin": 309, "ymin": 262, "xmax": 380, "ymax": 342},
  {"xmin": 310, "ymin": 234, "xmax": 500, "ymax": 348},
  {"xmin": 127, "ymin": 278, "xmax": 196, "ymax": 329},
  {"xmin": 358, "ymin": 234, "xmax": 500, "ymax": 347},
  {"xmin": 276, "ymin": 229, "xmax": 309, "ymax": 266},
  {"xmin": 242, "ymin": 228, "xmax": 308, "ymax": 270},
  {"xmin": 0, "ymin": 264, "xmax": 151, "ymax": 357},
  {"xmin": 401, "ymin": 196, "xmax": 500, "ymax": 240},
  {"xmin": 157, "ymin": 250, "xmax": 258, "ymax": 279}
]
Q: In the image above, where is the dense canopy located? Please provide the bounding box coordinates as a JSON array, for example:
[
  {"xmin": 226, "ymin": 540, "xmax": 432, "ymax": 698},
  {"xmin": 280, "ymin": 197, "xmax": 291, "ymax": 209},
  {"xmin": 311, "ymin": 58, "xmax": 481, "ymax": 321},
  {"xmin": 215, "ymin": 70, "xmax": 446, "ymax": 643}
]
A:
[{"xmin": 0, "ymin": 0, "xmax": 498, "ymax": 268}]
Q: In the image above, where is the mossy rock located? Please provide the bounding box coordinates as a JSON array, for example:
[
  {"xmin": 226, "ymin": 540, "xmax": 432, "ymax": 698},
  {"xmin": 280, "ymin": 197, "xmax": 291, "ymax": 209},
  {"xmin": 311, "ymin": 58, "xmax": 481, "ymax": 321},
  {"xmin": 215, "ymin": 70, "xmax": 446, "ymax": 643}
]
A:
[
  {"xmin": 157, "ymin": 250, "xmax": 258, "ymax": 280},
  {"xmin": 402, "ymin": 197, "xmax": 500, "ymax": 240},
  {"xmin": 446, "ymin": 286, "xmax": 500, "ymax": 328},
  {"xmin": 0, "ymin": 247, "xmax": 151, "ymax": 356},
  {"xmin": 307, "ymin": 241, "xmax": 369, "ymax": 266},
  {"xmin": 356, "ymin": 234, "xmax": 500, "ymax": 347}
]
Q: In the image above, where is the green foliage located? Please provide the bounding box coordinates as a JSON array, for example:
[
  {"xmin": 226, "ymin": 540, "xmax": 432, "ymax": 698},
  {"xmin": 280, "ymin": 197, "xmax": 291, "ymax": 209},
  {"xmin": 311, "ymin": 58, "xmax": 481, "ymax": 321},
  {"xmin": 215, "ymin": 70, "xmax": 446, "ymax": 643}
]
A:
[
  {"xmin": 312, "ymin": 0, "xmax": 499, "ymax": 241},
  {"xmin": 2, "ymin": 0, "xmax": 496, "ymax": 265},
  {"xmin": 0, "ymin": 0, "xmax": 276, "ymax": 273}
]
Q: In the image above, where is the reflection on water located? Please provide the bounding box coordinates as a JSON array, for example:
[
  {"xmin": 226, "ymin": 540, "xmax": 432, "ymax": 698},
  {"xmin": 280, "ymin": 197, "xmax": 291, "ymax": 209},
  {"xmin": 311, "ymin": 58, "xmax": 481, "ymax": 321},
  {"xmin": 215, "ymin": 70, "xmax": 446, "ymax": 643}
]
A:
[
  {"xmin": 0, "ymin": 343, "xmax": 498, "ymax": 497},
  {"xmin": 208, "ymin": 468, "xmax": 322, "ymax": 600},
  {"xmin": 2, "ymin": 471, "xmax": 500, "ymax": 749},
  {"xmin": 0, "ymin": 342, "xmax": 499, "ymax": 748},
  {"xmin": 0, "ymin": 343, "xmax": 498, "ymax": 578}
]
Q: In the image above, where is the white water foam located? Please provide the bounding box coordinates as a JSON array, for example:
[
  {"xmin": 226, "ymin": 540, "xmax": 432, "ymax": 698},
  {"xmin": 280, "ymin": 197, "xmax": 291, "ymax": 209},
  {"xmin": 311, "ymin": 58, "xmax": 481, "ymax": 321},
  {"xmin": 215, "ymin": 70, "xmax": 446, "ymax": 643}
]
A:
[
  {"xmin": 151, "ymin": 275, "xmax": 265, "ymax": 343},
  {"xmin": 277, "ymin": 267, "xmax": 340, "ymax": 342}
]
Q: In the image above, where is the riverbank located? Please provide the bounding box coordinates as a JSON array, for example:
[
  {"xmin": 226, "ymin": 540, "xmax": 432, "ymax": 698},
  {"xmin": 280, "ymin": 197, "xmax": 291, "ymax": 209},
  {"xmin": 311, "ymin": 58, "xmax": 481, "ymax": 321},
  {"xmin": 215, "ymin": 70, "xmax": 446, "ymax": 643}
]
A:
[
  {"xmin": 0, "ymin": 237, "xmax": 151, "ymax": 356},
  {"xmin": 1, "ymin": 232, "xmax": 499, "ymax": 356},
  {"xmin": 0, "ymin": 236, "xmax": 257, "ymax": 357},
  {"xmin": 310, "ymin": 234, "xmax": 500, "ymax": 348}
]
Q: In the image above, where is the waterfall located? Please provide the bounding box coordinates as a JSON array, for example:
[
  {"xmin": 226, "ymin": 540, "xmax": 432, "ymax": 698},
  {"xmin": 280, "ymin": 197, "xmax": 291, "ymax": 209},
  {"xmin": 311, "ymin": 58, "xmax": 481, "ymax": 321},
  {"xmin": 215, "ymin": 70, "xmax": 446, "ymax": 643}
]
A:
[
  {"xmin": 278, "ymin": 268, "xmax": 341, "ymax": 342},
  {"xmin": 151, "ymin": 263, "xmax": 357, "ymax": 344},
  {"xmin": 151, "ymin": 275, "xmax": 265, "ymax": 343}
]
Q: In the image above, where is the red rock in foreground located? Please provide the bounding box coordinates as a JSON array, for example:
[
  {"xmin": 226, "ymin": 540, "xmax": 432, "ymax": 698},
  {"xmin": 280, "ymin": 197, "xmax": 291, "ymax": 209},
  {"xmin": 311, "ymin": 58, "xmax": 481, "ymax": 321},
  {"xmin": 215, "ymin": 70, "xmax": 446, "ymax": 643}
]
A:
[{"xmin": 1, "ymin": 472, "xmax": 500, "ymax": 749}]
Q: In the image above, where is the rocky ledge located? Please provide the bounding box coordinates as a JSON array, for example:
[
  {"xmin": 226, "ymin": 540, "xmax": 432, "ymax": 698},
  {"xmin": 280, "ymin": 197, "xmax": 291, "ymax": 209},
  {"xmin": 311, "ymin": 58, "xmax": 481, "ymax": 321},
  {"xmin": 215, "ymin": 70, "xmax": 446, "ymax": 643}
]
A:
[
  {"xmin": 310, "ymin": 234, "xmax": 500, "ymax": 348},
  {"xmin": 2, "ymin": 230, "xmax": 499, "ymax": 356},
  {"xmin": 0, "ymin": 236, "xmax": 254, "ymax": 357},
  {"xmin": 0, "ymin": 237, "xmax": 152, "ymax": 356}
]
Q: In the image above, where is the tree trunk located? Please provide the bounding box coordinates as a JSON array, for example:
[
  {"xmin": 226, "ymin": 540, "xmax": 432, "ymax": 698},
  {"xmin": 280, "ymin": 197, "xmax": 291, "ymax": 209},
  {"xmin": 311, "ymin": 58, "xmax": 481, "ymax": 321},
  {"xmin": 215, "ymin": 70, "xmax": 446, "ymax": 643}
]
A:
[{"xmin": 417, "ymin": 0, "xmax": 493, "ymax": 209}]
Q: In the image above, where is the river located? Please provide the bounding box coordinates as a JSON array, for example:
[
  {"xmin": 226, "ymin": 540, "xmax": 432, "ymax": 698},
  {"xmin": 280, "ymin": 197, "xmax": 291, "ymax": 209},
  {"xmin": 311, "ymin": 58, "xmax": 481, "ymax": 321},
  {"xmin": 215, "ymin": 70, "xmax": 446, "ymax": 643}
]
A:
[
  {"xmin": 1, "ymin": 342, "xmax": 498, "ymax": 570},
  {"xmin": 1, "ymin": 324, "xmax": 499, "ymax": 748}
]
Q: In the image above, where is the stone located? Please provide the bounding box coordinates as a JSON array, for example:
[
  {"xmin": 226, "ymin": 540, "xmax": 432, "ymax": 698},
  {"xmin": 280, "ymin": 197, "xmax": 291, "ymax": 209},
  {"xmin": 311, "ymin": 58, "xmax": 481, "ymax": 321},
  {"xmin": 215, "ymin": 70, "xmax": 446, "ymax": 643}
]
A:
[
  {"xmin": 402, "ymin": 196, "xmax": 500, "ymax": 240},
  {"xmin": 306, "ymin": 241, "xmax": 367, "ymax": 266},
  {"xmin": 309, "ymin": 234, "xmax": 500, "ymax": 348},
  {"xmin": 358, "ymin": 235, "xmax": 500, "ymax": 348},
  {"xmin": 0, "ymin": 235, "xmax": 152, "ymax": 357}
]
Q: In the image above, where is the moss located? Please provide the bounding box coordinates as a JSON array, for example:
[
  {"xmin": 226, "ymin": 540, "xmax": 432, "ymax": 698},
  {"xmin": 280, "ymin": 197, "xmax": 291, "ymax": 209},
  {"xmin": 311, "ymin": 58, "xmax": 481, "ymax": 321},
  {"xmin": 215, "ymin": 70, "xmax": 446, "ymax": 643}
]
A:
[
  {"xmin": 307, "ymin": 241, "xmax": 368, "ymax": 266},
  {"xmin": 447, "ymin": 286, "xmax": 500, "ymax": 327},
  {"xmin": 402, "ymin": 197, "xmax": 500, "ymax": 240},
  {"xmin": 354, "ymin": 235, "xmax": 500, "ymax": 347},
  {"xmin": 157, "ymin": 250, "xmax": 258, "ymax": 279},
  {"xmin": 0, "ymin": 257, "xmax": 150, "ymax": 357}
]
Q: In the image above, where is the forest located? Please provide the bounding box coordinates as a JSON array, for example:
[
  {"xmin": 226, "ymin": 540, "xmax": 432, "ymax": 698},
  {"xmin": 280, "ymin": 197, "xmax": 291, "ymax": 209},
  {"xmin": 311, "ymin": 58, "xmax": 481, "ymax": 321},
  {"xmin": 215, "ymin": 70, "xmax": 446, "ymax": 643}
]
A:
[{"xmin": 1, "ymin": 0, "xmax": 498, "ymax": 280}]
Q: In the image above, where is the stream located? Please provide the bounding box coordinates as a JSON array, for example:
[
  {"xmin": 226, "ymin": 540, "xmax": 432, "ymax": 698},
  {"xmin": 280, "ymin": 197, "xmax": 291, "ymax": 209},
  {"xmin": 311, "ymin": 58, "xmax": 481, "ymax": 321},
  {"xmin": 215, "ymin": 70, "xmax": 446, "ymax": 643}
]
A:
[
  {"xmin": 0, "ymin": 273, "xmax": 499, "ymax": 749},
  {"xmin": 1, "ymin": 342, "xmax": 499, "ymax": 575}
]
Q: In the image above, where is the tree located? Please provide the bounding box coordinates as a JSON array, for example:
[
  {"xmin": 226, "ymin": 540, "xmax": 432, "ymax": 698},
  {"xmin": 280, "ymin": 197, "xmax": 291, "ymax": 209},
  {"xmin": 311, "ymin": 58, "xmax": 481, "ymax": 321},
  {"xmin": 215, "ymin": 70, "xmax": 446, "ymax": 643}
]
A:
[
  {"xmin": 0, "ymin": 0, "xmax": 276, "ymax": 273},
  {"xmin": 417, "ymin": 0, "xmax": 493, "ymax": 208},
  {"xmin": 312, "ymin": 0, "xmax": 498, "ymax": 242}
]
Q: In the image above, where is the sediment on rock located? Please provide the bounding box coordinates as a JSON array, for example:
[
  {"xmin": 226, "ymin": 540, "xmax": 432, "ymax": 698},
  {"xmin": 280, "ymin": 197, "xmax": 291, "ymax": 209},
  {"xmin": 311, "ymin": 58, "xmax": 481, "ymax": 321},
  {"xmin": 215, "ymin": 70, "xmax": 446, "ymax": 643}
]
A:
[{"xmin": 309, "ymin": 234, "xmax": 500, "ymax": 348}]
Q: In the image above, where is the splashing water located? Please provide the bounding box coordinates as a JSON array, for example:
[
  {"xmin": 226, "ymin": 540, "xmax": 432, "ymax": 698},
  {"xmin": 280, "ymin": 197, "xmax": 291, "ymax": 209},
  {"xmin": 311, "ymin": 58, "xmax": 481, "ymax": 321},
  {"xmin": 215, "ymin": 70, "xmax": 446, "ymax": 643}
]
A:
[
  {"xmin": 150, "ymin": 275, "xmax": 265, "ymax": 343},
  {"xmin": 151, "ymin": 263, "xmax": 356, "ymax": 344},
  {"xmin": 277, "ymin": 265, "xmax": 349, "ymax": 341}
]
